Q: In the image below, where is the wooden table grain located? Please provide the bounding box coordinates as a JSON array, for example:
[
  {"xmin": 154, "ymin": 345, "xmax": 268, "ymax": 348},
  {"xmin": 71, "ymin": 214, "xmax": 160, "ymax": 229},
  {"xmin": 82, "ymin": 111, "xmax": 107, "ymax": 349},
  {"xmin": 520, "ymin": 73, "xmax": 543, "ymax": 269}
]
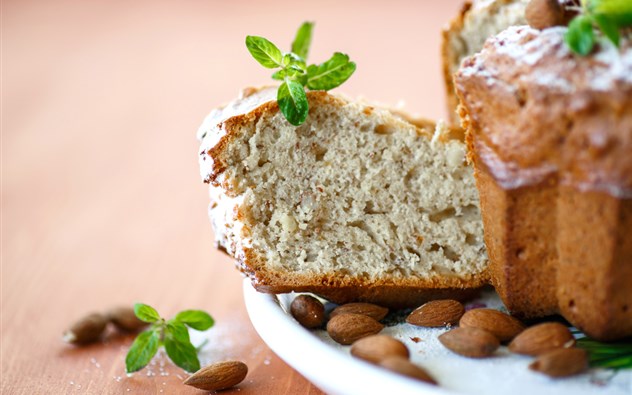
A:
[{"xmin": 2, "ymin": 1, "xmax": 462, "ymax": 393}]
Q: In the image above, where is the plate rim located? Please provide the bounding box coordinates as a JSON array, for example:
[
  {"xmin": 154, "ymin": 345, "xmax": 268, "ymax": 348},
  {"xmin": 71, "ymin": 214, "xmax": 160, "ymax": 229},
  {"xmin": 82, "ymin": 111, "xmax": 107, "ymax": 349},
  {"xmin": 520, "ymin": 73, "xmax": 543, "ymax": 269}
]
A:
[{"xmin": 243, "ymin": 279, "xmax": 453, "ymax": 395}]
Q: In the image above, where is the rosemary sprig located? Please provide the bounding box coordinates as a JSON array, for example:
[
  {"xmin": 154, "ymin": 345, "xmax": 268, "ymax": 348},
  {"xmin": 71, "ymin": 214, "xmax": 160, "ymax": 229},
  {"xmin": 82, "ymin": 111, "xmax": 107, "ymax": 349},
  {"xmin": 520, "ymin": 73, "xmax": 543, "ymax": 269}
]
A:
[{"xmin": 575, "ymin": 336, "xmax": 632, "ymax": 369}]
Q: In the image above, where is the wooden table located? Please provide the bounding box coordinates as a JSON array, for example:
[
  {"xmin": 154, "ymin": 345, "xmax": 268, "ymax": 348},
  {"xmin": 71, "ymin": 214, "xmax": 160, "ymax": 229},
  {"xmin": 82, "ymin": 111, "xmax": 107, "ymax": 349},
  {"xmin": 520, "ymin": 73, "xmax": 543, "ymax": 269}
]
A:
[{"xmin": 2, "ymin": 1, "xmax": 462, "ymax": 393}]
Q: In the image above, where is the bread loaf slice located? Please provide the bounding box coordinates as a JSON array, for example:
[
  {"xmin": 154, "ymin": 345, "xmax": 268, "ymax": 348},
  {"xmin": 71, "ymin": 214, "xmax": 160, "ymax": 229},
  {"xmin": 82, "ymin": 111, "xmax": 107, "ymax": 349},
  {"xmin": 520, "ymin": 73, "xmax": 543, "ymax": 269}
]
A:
[{"xmin": 198, "ymin": 87, "xmax": 488, "ymax": 307}]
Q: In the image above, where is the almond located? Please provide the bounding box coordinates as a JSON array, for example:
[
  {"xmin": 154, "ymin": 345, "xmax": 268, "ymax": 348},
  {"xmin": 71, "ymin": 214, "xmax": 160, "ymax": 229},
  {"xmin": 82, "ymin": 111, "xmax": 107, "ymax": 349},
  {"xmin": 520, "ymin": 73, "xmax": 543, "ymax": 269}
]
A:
[
  {"xmin": 330, "ymin": 303, "xmax": 389, "ymax": 321},
  {"xmin": 183, "ymin": 361, "xmax": 248, "ymax": 391},
  {"xmin": 406, "ymin": 299, "xmax": 464, "ymax": 327},
  {"xmin": 459, "ymin": 308, "xmax": 525, "ymax": 342},
  {"xmin": 62, "ymin": 312, "xmax": 107, "ymax": 345},
  {"xmin": 509, "ymin": 322, "xmax": 575, "ymax": 356},
  {"xmin": 438, "ymin": 327, "xmax": 500, "ymax": 358},
  {"xmin": 526, "ymin": 0, "xmax": 564, "ymax": 30},
  {"xmin": 378, "ymin": 357, "xmax": 437, "ymax": 385},
  {"xmin": 107, "ymin": 306, "xmax": 148, "ymax": 332},
  {"xmin": 350, "ymin": 335, "xmax": 409, "ymax": 364},
  {"xmin": 326, "ymin": 313, "xmax": 384, "ymax": 345},
  {"xmin": 290, "ymin": 295, "xmax": 325, "ymax": 329},
  {"xmin": 529, "ymin": 348, "xmax": 588, "ymax": 377}
]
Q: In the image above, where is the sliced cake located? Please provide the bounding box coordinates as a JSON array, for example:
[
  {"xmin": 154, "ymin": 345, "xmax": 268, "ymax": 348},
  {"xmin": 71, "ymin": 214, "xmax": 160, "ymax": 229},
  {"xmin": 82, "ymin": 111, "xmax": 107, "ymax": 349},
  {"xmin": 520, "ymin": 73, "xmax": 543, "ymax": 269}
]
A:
[{"xmin": 197, "ymin": 87, "xmax": 488, "ymax": 307}]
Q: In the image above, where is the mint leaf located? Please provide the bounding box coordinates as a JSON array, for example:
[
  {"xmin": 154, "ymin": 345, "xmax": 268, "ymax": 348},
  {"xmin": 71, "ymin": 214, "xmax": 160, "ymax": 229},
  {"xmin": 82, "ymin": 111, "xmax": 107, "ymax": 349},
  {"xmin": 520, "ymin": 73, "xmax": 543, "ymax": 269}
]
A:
[
  {"xmin": 167, "ymin": 320, "xmax": 191, "ymax": 342},
  {"xmin": 175, "ymin": 310, "xmax": 214, "ymax": 331},
  {"xmin": 594, "ymin": 14, "xmax": 621, "ymax": 45},
  {"xmin": 282, "ymin": 53, "xmax": 306, "ymax": 71},
  {"xmin": 244, "ymin": 22, "xmax": 356, "ymax": 125},
  {"xmin": 133, "ymin": 303, "xmax": 160, "ymax": 323},
  {"xmin": 306, "ymin": 52, "xmax": 356, "ymax": 91},
  {"xmin": 291, "ymin": 22, "xmax": 313, "ymax": 60},
  {"xmin": 125, "ymin": 329, "xmax": 160, "ymax": 373},
  {"xmin": 245, "ymin": 36, "xmax": 283, "ymax": 68},
  {"xmin": 591, "ymin": 0, "xmax": 632, "ymax": 26},
  {"xmin": 278, "ymin": 79, "xmax": 309, "ymax": 126},
  {"xmin": 164, "ymin": 336, "xmax": 200, "ymax": 373},
  {"xmin": 565, "ymin": 15, "xmax": 596, "ymax": 55},
  {"xmin": 272, "ymin": 69, "xmax": 290, "ymax": 80},
  {"xmin": 271, "ymin": 67, "xmax": 307, "ymax": 86}
]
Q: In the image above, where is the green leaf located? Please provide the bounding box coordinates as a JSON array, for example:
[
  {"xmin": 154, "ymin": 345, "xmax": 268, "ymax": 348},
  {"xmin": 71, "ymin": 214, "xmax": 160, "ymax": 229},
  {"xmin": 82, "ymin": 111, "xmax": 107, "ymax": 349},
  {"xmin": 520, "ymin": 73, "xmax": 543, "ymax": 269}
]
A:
[
  {"xmin": 133, "ymin": 303, "xmax": 160, "ymax": 323},
  {"xmin": 277, "ymin": 79, "xmax": 309, "ymax": 126},
  {"xmin": 306, "ymin": 52, "xmax": 356, "ymax": 91},
  {"xmin": 164, "ymin": 336, "xmax": 200, "ymax": 373},
  {"xmin": 291, "ymin": 22, "xmax": 314, "ymax": 60},
  {"xmin": 282, "ymin": 53, "xmax": 306, "ymax": 70},
  {"xmin": 272, "ymin": 69, "xmax": 290, "ymax": 81},
  {"xmin": 271, "ymin": 67, "xmax": 307, "ymax": 85},
  {"xmin": 245, "ymin": 36, "xmax": 283, "ymax": 68},
  {"xmin": 174, "ymin": 310, "xmax": 215, "ymax": 331},
  {"xmin": 125, "ymin": 329, "xmax": 160, "ymax": 373},
  {"xmin": 591, "ymin": 0, "xmax": 632, "ymax": 26},
  {"xmin": 565, "ymin": 15, "xmax": 596, "ymax": 55},
  {"xmin": 166, "ymin": 320, "xmax": 191, "ymax": 342},
  {"xmin": 594, "ymin": 14, "xmax": 621, "ymax": 45}
]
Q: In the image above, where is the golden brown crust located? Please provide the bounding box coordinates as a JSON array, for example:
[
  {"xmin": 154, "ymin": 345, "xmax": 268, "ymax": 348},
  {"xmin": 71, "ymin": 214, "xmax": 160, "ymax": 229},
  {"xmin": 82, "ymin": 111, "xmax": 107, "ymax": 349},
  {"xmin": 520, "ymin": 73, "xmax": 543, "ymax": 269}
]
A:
[
  {"xmin": 240, "ymin": 247, "xmax": 486, "ymax": 308},
  {"xmin": 455, "ymin": 27, "xmax": 632, "ymax": 340}
]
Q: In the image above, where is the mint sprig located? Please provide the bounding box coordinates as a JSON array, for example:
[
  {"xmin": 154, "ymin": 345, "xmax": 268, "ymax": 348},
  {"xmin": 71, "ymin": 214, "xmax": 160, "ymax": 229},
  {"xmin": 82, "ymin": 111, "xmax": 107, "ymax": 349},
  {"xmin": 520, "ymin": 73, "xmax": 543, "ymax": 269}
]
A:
[
  {"xmin": 564, "ymin": 0, "xmax": 632, "ymax": 55},
  {"xmin": 246, "ymin": 22, "xmax": 356, "ymax": 126},
  {"xmin": 125, "ymin": 303, "xmax": 214, "ymax": 374}
]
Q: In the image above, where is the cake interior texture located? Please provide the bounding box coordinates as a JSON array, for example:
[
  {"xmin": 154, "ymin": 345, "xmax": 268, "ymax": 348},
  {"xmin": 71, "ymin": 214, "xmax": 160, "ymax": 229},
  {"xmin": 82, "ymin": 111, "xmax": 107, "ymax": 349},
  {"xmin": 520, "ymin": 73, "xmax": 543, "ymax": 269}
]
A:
[
  {"xmin": 200, "ymin": 90, "xmax": 487, "ymax": 305},
  {"xmin": 443, "ymin": 0, "xmax": 528, "ymax": 124},
  {"xmin": 448, "ymin": 0, "xmax": 528, "ymax": 74}
]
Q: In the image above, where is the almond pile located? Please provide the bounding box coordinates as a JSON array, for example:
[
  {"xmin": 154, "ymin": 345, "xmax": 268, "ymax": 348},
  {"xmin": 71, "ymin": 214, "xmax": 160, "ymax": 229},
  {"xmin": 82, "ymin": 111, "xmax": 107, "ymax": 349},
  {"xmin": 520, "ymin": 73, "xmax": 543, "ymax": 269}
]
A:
[
  {"xmin": 292, "ymin": 293, "xmax": 591, "ymax": 383},
  {"xmin": 289, "ymin": 295, "xmax": 437, "ymax": 384},
  {"xmin": 289, "ymin": 296, "xmax": 388, "ymax": 343},
  {"xmin": 439, "ymin": 306, "xmax": 586, "ymax": 377}
]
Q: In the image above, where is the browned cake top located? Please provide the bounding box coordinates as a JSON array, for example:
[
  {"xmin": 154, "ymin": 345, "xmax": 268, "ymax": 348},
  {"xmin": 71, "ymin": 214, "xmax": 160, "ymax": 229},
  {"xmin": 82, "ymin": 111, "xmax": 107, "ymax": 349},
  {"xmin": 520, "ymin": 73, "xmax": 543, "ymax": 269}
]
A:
[{"xmin": 455, "ymin": 25, "xmax": 632, "ymax": 198}]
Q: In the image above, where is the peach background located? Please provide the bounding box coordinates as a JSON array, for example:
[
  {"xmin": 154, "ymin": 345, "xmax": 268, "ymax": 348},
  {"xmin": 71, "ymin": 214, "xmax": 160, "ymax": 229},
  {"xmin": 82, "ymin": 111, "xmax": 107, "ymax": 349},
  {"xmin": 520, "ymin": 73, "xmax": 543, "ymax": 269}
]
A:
[{"xmin": 3, "ymin": 1, "xmax": 463, "ymax": 393}]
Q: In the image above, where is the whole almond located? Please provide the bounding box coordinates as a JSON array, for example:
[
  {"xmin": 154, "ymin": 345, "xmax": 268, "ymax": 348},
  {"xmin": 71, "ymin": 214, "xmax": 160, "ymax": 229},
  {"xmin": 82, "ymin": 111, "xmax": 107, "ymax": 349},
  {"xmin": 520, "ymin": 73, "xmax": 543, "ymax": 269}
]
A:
[
  {"xmin": 459, "ymin": 308, "xmax": 525, "ymax": 342},
  {"xmin": 63, "ymin": 312, "xmax": 107, "ymax": 345},
  {"xmin": 438, "ymin": 327, "xmax": 500, "ymax": 358},
  {"xmin": 183, "ymin": 361, "xmax": 248, "ymax": 391},
  {"xmin": 378, "ymin": 357, "xmax": 437, "ymax": 385},
  {"xmin": 326, "ymin": 313, "xmax": 384, "ymax": 345},
  {"xmin": 509, "ymin": 322, "xmax": 575, "ymax": 356},
  {"xmin": 526, "ymin": 0, "xmax": 564, "ymax": 30},
  {"xmin": 330, "ymin": 303, "xmax": 389, "ymax": 321},
  {"xmin": 406, "ymin": 299, "xmax": 464, "ymax": 327},
  {"xmin": 290, "ymin": 295, "xmax": 325, "ymax": 329},
  {"xmin": 107, "ymin": 306, "xmax": 148, "ymax": 332},
  {"xmin": 529, "ymin": 348, "xmax": 588, "ymax": 377},
  {"xmin": 350, "ymin": 335, "xmax": 409, "ymax": 364}
]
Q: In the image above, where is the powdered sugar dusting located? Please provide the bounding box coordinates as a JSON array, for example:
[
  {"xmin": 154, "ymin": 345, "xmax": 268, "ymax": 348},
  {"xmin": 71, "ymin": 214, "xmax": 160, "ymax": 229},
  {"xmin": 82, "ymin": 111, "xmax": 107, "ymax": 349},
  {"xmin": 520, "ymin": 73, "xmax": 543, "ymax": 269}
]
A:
[
  {"xmin": 463, "ymin": 25, "xmax": 632, "ymax": 92},
  {"xmin": 591, "ymin": 39, "xmax": 632, "ymax": 90}
]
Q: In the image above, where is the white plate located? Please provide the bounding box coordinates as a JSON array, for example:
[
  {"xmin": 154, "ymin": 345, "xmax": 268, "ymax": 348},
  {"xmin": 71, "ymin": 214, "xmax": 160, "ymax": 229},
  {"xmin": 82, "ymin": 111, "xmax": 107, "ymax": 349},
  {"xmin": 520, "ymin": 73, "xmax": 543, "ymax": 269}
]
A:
[{"xmin": 243, "ymin": 279, "xmax": 631, "ymax": 395}]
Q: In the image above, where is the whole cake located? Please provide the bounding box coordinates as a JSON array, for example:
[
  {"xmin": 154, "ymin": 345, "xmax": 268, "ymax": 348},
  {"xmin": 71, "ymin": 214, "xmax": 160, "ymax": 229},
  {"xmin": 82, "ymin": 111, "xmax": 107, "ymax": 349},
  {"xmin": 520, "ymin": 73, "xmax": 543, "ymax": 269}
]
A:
[
  {"xmin": 455, "ymin": 25, "xmax": 632, "ymax": 340},
  {"xmin": 197, "ymin": 87, "xmax": 488, "ymax": 307}
]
